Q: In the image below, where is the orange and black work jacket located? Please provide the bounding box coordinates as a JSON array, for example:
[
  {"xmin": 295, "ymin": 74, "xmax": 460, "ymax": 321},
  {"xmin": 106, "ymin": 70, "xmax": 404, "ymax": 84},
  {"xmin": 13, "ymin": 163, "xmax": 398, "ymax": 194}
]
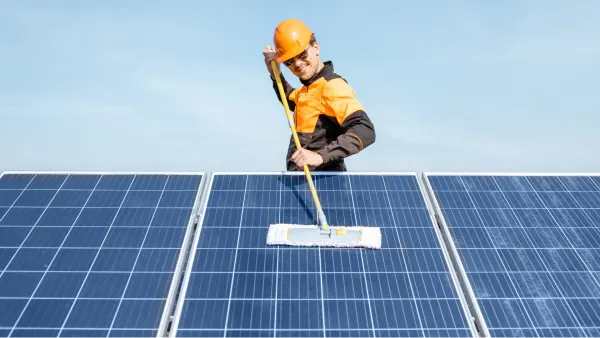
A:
[{"xmin": 271, "ymin": 61, "xmax": 376, "ymax": 171}]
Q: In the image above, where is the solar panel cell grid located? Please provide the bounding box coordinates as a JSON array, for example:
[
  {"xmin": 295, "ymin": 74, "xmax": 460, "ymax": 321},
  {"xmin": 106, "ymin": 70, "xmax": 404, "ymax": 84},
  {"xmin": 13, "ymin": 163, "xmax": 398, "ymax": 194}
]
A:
[
  {"xmin": 171, "ymin": 173, "xmax": 475, "ymax": 337},
  {"xmin": 0, "ymin": 172, "xmax": 203, "ymax": 338},
  {"xmin": 425, "ymin": 173, "xmax": 600, "ymax": 338}
]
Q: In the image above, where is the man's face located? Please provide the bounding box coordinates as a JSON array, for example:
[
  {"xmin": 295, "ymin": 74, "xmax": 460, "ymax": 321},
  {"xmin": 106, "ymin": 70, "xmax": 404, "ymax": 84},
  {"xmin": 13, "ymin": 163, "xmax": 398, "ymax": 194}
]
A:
[{"xmin": 284, "ymin": 43, "xmax": 320, "ymax": 80}]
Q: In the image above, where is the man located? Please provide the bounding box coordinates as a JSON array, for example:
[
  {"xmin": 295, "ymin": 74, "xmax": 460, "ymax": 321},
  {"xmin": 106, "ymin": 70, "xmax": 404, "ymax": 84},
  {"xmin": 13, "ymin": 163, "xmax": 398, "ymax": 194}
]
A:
[{"xmin": 263, "ymin": 18, "xmax": 375, "ymax": 171}]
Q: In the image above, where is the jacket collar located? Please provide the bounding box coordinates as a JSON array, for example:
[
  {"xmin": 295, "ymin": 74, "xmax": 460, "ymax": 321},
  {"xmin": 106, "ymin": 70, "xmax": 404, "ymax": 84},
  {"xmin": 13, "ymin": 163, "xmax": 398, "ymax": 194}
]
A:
[{"xmin": 300, "ymin": 61, "xmax": 333, "ymax": 87}]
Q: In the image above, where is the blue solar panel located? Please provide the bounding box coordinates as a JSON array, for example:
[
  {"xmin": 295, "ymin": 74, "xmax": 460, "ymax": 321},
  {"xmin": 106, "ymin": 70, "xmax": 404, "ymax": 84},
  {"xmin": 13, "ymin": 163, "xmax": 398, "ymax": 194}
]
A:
[
  {"xmin": 0, "ymin": 171, "xmax": 204, "ymax": 337},
  {"xmin": 170, "ymin": 172, "xmax": 477, "ymax": 337},
  {"xmin": 424, "ymin": 173, "xmax": 600, "ymax": 337}
]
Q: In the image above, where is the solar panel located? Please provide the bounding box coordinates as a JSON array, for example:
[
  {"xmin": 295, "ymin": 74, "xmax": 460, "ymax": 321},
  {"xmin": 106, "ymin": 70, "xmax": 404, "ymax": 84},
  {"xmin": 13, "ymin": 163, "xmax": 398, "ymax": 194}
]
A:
[
  {"xmin": 423, "ymin": 173, "xmax": 600, "ymax": 337},
  {"xmin": 0, "ymin": 171, "xmax": 205, "ymax": 337},
  {"xmin": 169, "ymin": 172, "xmax": 478, "ymax": 337}
]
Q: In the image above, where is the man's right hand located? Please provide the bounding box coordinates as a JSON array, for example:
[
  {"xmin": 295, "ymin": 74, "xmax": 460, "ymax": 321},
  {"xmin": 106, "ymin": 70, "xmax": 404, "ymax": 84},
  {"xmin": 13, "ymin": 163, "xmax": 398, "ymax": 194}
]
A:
[{"xmin": 263, "ymin": 46, "xmax": 280, "ymax": 77}]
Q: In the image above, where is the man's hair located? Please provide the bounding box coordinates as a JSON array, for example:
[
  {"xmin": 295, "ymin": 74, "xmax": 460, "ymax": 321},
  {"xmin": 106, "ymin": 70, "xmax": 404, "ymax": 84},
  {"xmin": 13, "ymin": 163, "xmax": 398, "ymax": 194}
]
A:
[{"xmin": 309, "ymin": 33, "xmax": 317, "ymax": 46}]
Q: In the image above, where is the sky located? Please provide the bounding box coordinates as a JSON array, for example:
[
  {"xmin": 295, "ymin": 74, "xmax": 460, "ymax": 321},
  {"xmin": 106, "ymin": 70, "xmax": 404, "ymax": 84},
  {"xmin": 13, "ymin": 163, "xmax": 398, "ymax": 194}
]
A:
[{"xmin": 1, "ymin": 0, "xmax": 599, "ymax": 174}]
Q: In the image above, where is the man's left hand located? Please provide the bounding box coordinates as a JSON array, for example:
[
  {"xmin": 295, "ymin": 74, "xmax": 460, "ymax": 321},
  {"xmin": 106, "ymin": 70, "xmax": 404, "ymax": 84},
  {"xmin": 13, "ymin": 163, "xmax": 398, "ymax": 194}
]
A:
[{"xmin": 291, "ymin": 148, "xmax": 323, "ymax": 167}]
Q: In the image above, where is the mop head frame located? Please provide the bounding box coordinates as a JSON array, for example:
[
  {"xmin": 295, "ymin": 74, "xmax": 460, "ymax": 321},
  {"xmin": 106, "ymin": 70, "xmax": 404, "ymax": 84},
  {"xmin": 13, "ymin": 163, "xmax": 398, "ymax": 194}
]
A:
[{"xmin": 267, "ymin": 223, "xmax": 382, "ymax": 249}]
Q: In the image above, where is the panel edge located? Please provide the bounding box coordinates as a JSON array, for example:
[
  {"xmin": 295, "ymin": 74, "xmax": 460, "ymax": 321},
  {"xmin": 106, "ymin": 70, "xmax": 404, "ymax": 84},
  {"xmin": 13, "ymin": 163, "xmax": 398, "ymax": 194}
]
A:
[
  {"xmin": 156, "ymin": 172, "xmax": 209, "ymax": 337},
  {"xmin": 168, "ymin": 172, "xmax": 216, "ymax": 337},
  {"xmin": 0, "ymin": 170, "xmax": 206, "ymax": 175},
  {"xmin": 422, "ymin": 171, "xmax": 600, "ymax": 177},
  {"xmin": 420, "ymin": 172, "xmax": 491, "ymax": 338},
  {"xmin": 211, "ymin": 171, "xmax": 419, "ymax": 176}
]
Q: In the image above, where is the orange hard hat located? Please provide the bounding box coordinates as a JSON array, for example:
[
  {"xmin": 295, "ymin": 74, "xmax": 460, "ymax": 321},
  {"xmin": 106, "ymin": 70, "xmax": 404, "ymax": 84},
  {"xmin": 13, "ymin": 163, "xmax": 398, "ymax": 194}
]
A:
[{"xmin": 273, "ymin": 19, "xmax": 313, "ymax": 63}]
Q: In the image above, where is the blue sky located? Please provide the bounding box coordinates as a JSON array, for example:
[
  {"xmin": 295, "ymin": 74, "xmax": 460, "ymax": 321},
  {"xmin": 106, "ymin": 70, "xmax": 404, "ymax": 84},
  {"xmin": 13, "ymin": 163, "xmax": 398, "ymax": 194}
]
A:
[{"xmin": 1, "ymin": 1, "xmax": 599, "ymax": 173}]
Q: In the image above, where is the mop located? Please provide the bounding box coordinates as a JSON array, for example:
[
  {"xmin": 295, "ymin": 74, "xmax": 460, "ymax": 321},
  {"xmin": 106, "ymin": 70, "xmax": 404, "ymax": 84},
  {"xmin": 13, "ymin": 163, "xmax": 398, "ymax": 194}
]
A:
[{"xmin": 265, "ymin": 47, "xmax": 381, "ymax": 249}]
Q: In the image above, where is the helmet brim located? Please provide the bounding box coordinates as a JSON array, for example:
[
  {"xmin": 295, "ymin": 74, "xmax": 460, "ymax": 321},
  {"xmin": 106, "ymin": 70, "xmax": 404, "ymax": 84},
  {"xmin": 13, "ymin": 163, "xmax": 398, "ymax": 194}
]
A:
[{"xmin": 275, "ymin": 44, "xmax": 308, "ymax": 64}]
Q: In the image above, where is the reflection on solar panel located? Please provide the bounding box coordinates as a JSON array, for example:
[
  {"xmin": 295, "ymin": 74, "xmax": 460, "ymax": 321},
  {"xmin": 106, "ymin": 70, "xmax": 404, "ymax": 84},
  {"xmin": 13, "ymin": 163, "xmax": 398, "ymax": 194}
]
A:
[
  {"xmin": 170, "ymin": 172, "xmax": 477, "ymax": 337},
  {"xmin": 424, "ymin": 173, "xmax": 600, "ymax": 338},
  {"xmin": 0, "ymin": 171, "xmax": 204, "ymax": 337}
]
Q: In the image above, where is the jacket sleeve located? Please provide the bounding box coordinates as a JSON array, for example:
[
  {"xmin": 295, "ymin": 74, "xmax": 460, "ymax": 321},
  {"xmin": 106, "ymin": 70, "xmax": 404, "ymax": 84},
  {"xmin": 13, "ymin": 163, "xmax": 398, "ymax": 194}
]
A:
[
  {"xmin": 271, "ymin": 74, "xmax": 296, "ymax": 111},
  {"xmin": 316, "ymin": 78, "xmax": 376, "ymax": 164}
]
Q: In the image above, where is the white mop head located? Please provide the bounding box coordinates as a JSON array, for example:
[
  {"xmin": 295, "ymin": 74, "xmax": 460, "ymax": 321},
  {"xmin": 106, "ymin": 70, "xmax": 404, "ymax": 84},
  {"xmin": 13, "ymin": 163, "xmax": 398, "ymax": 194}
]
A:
[{"xmin": 266, "ymin": 223, "xmax": 382, "ymax": 249}]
